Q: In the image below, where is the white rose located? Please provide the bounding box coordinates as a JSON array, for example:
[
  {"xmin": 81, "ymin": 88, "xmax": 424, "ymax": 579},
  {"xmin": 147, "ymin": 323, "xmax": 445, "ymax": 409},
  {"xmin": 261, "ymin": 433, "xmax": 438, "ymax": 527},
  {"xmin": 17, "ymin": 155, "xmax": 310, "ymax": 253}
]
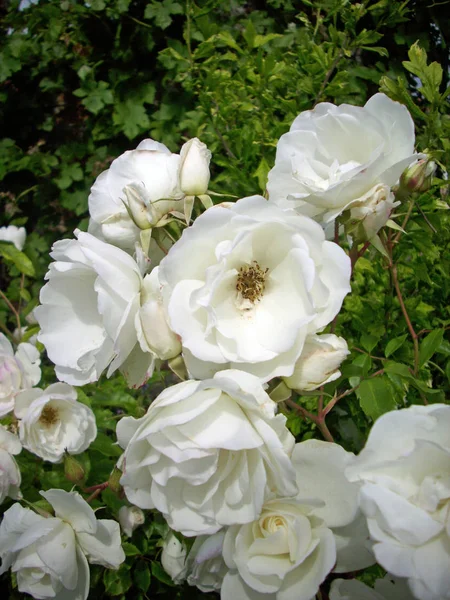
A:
[
  {"xmin": 346, "ymin": 404, "xmax": 450, "ymax": 600},
  {"xmin": 0, "ymin": 333, "xmax": 41, "ymax": 417},
  {"xmin": 35, "ymin": 231, "xmax": 177, "ymax": 387},
  {"xmin": 0, "ymin": 489, "xmax": 125, "ymax": 600},
  {"xmin": 267, "ymin": 93, "xmax": 422, "ymax": 223},
  {"xmin": 0, "ymin": 225, "xmax": 26, "ymax": 251},
  {"xmin": 221, "ymin": 496, "xmax": 336, "ymax": 600},
  {"xmin": 118, "ymin": 505, "xmax": 145, "ymax": 537},
  {"xmin": 292, "ymin": 440, "xmax": 375, "ymax": 573},
  {"xmin": 0, "ymin": 425, "xmax": 22, "ymax": 504},
  {"xmin": 346, "ymin": 184, "xmax": 399, "ymax": 241},
  {"xmin": 14, "ymin": 383, "xmax": 97, "ymax": 463},
  {"xmin": 88, "ymin": 139, "xmax": 182, "ymax": 253},
  {"xmin": 283, "ymin": 334, "xmax": 349, "ymax": 391},
  {"xmin": 117, "ymin": 369, "xmax": 297, "ymax": 536},
  {"xmin": 182, "ymin": 532, "xmax": 228, "ymax": 592},
  {"xmin": 179, "ymin": 138, "xmax": 211, "ymax": 196},
  {"xmin": 330, "ymin": 576, "xmax": 414, "ymax": 600},
  {"xmin": 161, "ymin": 532, "xmax": 187, "ymax": 581},
  {"xmin": 159, "ymin": 195, "xmax": 351, "ymax": 382}
]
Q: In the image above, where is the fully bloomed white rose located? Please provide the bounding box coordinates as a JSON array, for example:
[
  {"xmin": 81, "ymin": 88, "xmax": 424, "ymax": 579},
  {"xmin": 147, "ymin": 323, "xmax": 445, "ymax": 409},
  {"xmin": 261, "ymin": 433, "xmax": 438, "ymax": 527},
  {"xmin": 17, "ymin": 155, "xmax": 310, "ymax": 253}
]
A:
[
  {"xmin": 0, "ymin": 225, "xmax": 26, "ymax": 251},
  {"xmin": 330, "ymin": 576, "xmax": 414, "ymax": 600},
  {"xmin": 221, "ymin": 497, "xmax": 336, "ymax": 600},
  {"xmin": 35, "ymin": 231, "xmax": 179, "ymax": 387},
  {"xmin": 159, "ymin": 195, "xmax": 351, "ymax": 382},
  {"xmin": 0, "ymin": 489, "xmax": 125, "ymax": 600},
  {"xmin": 0, "ymin": 333, "xmax": 41, "ymax": 417},
  {"xmin": 0, "ymin": 425, "xmax": 22, "ymax": 504},
  {"xmin": 117, "ymin": 370, "xmax": 297, "ymax": 536},
  {"xmin": 346, "ymin": 404, "xmax": 450, "ymax": 600},
  {"xmin": 88, "ymin": 139, "xmax": 182, "ymax": 253},
  {"xmin": 221, "ymin": 440, "xmax": 375, "ymax": 600},
  {"xmin": 267, "ymin": 93, "xmax": 421, "ymax": 224},
  {"xmin": 14, "ymin": 383, "xmax": 97, "ymax": 463},
  {"xmin": 283, "ymin": 333, "xmax": 349, "ymax": 391}
]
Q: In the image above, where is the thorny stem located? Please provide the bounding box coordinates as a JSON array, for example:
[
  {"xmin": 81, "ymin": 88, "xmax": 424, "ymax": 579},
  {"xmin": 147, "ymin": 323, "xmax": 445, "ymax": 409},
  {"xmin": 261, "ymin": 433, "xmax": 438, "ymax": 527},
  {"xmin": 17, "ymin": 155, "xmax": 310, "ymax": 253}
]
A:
[
  {"xmin": 393, "ymin": 197, "xmax": 414, "ymax": 245},
  {"xmin": 0, "ymin": 288, "xmax": 21, "ymax": 335}
]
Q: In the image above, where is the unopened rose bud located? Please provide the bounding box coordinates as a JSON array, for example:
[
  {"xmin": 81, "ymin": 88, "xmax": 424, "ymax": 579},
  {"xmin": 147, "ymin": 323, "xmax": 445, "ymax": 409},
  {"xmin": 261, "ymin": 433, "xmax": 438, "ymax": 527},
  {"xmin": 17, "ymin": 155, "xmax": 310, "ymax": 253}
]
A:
[
  {"xmin": 108, "ymin": 466, "xmax": 123, "ymax": 494},
  {"xmin": 122, "ymin": 185, "xmax": 152, "ymax": 230},
  {"xmin": 179, "ymin": 138, "xmax": 211, "ymax": 196},
  {"xmin": 400, "ymin": 158, "xmax": 436, "ymax": 193},
  {"xmin": 64, "ymin": 454, "xmax": 85, "ymax": 484},
  {"xmin": 283, "ymin": 334, "xmax": 349, "ymax": 392},
  {"xmin": 118, "ymin": 505, "xmax": 145, "ymax": 537},
  {"xmin": 138, "ymin": 268, "xmax": 181, "ymax": 360},
  {"xmin": 161, "ymin": 532, "xmax": 187, "ymax": 581},
  {"xmin": 345, "ymin": 184, "xmax": 398, "ymax": 242}
]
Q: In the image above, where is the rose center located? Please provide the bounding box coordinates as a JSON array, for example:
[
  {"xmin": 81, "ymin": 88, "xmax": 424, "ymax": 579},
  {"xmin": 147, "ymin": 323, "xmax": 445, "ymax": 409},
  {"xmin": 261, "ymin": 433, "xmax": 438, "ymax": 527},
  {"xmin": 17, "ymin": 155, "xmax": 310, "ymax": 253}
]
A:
[
  {"xmin": 39, "ymin": 405, "xmax": 59, "ymax": 427},
  {"xmin": 236, "ymin": 261, "xmax": 268, "ymax": 305}
]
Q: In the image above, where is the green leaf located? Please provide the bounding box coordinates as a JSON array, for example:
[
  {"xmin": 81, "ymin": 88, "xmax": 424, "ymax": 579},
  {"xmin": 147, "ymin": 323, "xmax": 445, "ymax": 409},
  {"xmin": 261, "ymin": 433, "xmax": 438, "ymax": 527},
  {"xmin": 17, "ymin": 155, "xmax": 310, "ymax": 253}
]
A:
[
  {"xmin": 360, "ymin": 333, "xmax": 379, "ymax": 353},
  {"xmin": 0, "ymin": 243, "xmax": 35, "ymax": 277},
  {"xmin": 134, "ymin": 561, "xmax": 151, "ymax": 593},
  {"xmin": 123, "ymin": 542, "xmax": 141, "ymax": 556},
  {"xmin": 356, "ymin": 376, "xmax": 398, "ymax": 420},
  {"xmin": 90, "ymin": 433, "xmax": 123, "ymax": 457},
  {"xmin": 385, "ymin": 334, "xmax": 408, "ymax": 358},
  {"xmin": 103, "ymin": 564, "xmax": 132, "ymax": 595},
  {"xmin": 253, "ymin": 157, "xmax": 270, "ymax": 192},
  {"xmin": 151, "ymin": 561, "xmax": 175, "ymax": 586},
  {"xmin": 419, "ymin": 329, "xmax": 444, "ymax": 368}
]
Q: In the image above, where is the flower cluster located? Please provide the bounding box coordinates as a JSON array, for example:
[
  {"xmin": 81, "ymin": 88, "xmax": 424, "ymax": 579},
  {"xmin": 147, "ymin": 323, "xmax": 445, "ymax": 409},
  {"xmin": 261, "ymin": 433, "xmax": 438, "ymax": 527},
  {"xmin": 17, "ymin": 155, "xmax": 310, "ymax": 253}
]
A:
[{"xmin": 2, "ymin": 92, "xmax": 441, "ymax": 600}]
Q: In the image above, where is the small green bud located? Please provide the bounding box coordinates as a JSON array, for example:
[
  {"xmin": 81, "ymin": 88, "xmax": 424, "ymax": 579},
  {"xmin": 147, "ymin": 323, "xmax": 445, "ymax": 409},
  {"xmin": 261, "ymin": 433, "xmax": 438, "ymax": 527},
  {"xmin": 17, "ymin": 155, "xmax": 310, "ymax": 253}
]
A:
[
  {"xmin": 400, "ymin": 158, "xmax": 436, "ymax": 193},
  {"xmin": 108, "ymin": 466, "xmax": 123, "ymax": 494},
  {"xmin": 64, "ymin": 454, "xmax": 85, "ymax": 484}
]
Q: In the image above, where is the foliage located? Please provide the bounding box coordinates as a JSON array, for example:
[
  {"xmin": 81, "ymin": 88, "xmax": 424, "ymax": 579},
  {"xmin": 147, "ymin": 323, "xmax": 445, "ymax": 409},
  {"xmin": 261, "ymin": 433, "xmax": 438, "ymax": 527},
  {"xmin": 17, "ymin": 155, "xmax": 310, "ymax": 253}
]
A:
[{"xmin": 1, "ymin": 0, "xmax": 449, "ymax": 598}]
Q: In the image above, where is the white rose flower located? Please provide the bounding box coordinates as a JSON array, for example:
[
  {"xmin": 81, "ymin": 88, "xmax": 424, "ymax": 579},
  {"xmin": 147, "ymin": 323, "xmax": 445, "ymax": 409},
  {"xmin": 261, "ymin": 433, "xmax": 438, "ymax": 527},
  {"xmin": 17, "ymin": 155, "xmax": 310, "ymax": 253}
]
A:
[
  {"xmin": 159, "ymin": 195, "xmax": 351, "ymax": 382},
  {"xmin": 0, "ymin": 333, "xmax": 41, "ymax": 417},
  {"xmin": 35, "ymin": 231, "xmax": 177, "ymax": 387},
  {"xmin": 14, "ymin": 383, "xmax": 97, "ymax": 463},
  {"xmin": 267, "ymin": 93, "xmax": 422, "ymax": 223},
  {"xmin": 117, "ymin": 369, "xmax": 297, "ymax": 536},
  {"xmin": 179, "ymin": 138, "xmax": 211, "ymax": 196},
  {"xmin": 292, "ymin": 440, "xmax": 375, "ymax": 573},
  {"xmin": 118, "ymin": 505, "xmax": 145, "ymax": 538},
  {"xmin": 283, "ymin": 334, "xmax": 349, "ymax": 391},
  {"xmin": 221, "ymin": 496, "xmax": 336, "ymax": 600},
  {"xmin": 161, "ymin": 532, "xmax": 187, "ymax": 581},
  {"xmin": 182, "ymin": 531, "xmax": 228, "ymax": 592},
  {"xmin": 0, "ymin": 225, "xmax": 26, "ymax": 251},
  {"xmin": 330, "ymin": 576, "xmax": 414, "ymax": 600},
  {"xmin": 346, "ymin": 404, "xmax": 450, "ymax": 600},
  {"xmin": 0, "ymin": 425, "xmax": 22, "ymax": 504},
  {"xmin": 0, "ymin": 489, "xmax": 125, "ymax": 600},
  {"xmin": 88, "ymin": 139, "xmax": 182, "ymax": 253}
]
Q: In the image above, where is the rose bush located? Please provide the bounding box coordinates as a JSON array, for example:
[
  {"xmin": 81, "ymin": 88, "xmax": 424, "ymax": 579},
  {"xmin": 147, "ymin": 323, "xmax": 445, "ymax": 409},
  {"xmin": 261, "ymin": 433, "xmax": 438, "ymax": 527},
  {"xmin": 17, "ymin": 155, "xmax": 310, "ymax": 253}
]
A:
[
  {"xmin": 117, "ymin": 369, "xmax": 297, "ymax": 536},
  {"xmin": 35, "ymin": 231, "xmax": 178, "ymax": 387},
  {"xmin": 0, "ymin": 489, "xmax": 125, "ymax": 600},
  {"xmin": 0, "ymin": 425, "xmax": 22, "ymax": 505},
  {"xmin": 14, "ymin": 382, "xmax": 97, "ymax": 463},
  {"xmin": 0, "ymin": 333, "xmax": 41, "ymax": 417},
  {"xmin": 346, "ymin": 404, "xmax": 450, "ymax": 600},
  {"xmin": 267, "ymin": 93, "xmax": 420, "ymax": 225},
  {"xmin": 159, "ymin": 195, "xmax": 351, "ymax": 382}
]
